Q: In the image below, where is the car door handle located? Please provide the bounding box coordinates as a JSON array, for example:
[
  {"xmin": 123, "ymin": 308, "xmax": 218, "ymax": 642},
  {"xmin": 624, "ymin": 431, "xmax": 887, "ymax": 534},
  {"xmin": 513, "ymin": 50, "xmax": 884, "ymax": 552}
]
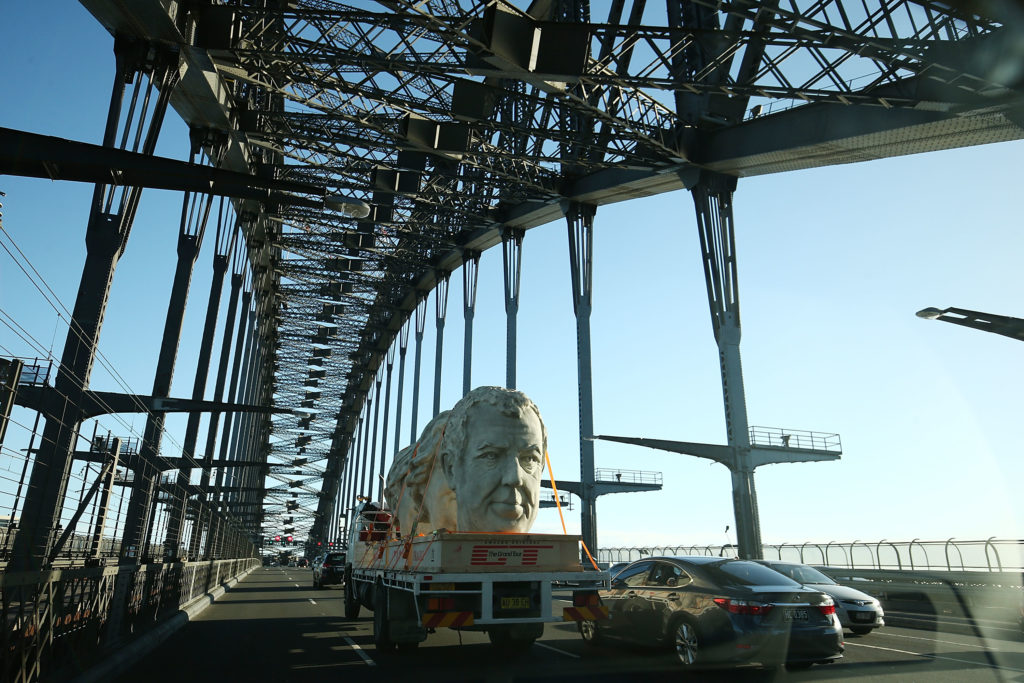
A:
[
  {"xmin": 626, "ymin": 591, "xmax": 636, "ymax": 597},
  {"xmin": 667, "ymin": 593, "xmax": 679, "ymax": 600}
]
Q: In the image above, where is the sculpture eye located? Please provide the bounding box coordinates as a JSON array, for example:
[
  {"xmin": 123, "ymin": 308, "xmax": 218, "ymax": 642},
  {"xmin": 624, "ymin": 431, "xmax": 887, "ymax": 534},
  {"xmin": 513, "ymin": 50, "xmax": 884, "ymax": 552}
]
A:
[
  {"xmin": 477, "ymin": 449, "xmax": 501, "ymax": 462},
  {"xmin": 518, "ymin": 451, "xmax": 542, "ymax": 473}
]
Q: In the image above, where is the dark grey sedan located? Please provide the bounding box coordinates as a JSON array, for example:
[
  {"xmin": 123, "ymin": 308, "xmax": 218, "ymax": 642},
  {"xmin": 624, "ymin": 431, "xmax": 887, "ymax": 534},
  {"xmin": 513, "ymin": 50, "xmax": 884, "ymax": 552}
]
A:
[
  {"xmin": 312, "ymin": 551, "xmax": 347, "ymax": 589},
  {"xmin": 578, "ymin": 556, "xmax": 844, "ymax": 670}
]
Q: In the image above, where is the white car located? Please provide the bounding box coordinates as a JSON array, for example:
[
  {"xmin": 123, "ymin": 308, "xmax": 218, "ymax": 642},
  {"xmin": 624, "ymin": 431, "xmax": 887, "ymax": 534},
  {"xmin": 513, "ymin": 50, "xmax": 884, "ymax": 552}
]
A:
[{"xmin": 757, "ymin": 560, "xmax": 885, "ymax": 635}]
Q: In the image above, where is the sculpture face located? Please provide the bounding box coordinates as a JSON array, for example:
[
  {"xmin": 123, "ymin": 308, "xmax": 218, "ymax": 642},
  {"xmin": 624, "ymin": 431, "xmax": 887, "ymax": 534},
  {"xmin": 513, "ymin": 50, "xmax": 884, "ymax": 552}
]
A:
[
  {"xmin": 422, "ymin": 468, "xmax": 457, "ymax": 531},
  {"xmin": 445, "ymin": 403, "xmax": 544, "ymax": 532}
]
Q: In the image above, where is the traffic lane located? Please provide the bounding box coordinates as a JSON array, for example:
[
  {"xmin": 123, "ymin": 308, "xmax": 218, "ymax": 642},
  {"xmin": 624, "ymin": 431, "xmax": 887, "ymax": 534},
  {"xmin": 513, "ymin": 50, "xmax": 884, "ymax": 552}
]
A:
[
  {"xmin": 527, "ymin": 620, "xmax": 1023, "ymax": 683},
  {"xmin": 113, "ymin": 567, "xmax": 369, "ymax": 682},
  {"xmin": 297, "ymin": 589, "xmax": 1022, "ymax": 682}
]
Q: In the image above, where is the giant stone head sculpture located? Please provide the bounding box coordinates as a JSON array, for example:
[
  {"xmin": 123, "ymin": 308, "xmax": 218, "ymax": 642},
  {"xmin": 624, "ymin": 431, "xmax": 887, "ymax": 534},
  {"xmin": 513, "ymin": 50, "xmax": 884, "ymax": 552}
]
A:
[{"xmin": 383, "ymin": 386, "xmax": 547, "ymax": 534}]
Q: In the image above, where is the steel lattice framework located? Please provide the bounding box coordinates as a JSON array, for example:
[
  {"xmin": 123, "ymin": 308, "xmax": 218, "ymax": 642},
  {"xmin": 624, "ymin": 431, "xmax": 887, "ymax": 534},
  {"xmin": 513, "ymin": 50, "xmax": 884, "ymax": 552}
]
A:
[{"xmin": 78, "ymin": 0, "xmax": 1024, "ymax": 548}]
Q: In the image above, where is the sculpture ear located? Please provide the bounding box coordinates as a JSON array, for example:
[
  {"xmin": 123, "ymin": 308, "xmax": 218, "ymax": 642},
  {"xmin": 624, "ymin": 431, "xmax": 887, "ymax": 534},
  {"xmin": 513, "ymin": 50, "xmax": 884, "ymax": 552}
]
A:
[{"xmin": 440, "ymin": 448, "xmax": 457, "ymax": 490}]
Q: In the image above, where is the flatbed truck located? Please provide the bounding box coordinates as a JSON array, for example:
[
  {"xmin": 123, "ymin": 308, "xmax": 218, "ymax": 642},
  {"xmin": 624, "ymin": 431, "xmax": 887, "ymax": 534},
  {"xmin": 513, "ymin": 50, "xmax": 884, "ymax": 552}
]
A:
[{"xmin": 343, "ymin": 503, "xmax": 609, "ymax": 652}]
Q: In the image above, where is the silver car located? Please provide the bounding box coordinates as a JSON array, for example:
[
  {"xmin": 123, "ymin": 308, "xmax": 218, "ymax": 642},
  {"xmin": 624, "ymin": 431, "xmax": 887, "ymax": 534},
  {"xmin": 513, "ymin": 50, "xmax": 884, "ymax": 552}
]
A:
[{"xmin": 757, "ymin": 560, "xmax": 884, "ymax": 635}]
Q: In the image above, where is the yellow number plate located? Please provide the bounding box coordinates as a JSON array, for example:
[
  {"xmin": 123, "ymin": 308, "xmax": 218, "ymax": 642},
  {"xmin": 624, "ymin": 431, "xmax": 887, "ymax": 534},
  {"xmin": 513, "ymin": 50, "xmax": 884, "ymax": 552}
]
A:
[{"xmin": 501, "ymin": 597, "xmax": 530, "ymax": 609}]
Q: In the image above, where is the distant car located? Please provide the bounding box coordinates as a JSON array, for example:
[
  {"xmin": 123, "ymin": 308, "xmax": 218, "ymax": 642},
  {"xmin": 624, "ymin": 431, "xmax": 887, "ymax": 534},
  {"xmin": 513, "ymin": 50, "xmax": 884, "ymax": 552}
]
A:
[
  {"xmin": 756, "ymin": 560, "xmax": 885, "ymax": 635},
  {"xmin": 297, "ymin": 557, "xmax": 308, "ymax": 568},
  {"xmin": 312, "ymin": 551, "xmax": 347, "ymax": 589},
  {"xmin": 578, "ymin": 556, "xmax": 844, "ymax": 670}
]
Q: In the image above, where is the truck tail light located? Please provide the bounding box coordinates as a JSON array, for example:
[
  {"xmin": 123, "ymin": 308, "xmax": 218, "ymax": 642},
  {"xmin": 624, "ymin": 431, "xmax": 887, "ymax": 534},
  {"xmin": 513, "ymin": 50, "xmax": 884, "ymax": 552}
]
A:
[
  {"xmin": 573, "ymin": 591, "xmax": 600, "ymax": 607},
  {"xmin": 427, "ymin": 597, "xmax": 455, "ymax": 611}
]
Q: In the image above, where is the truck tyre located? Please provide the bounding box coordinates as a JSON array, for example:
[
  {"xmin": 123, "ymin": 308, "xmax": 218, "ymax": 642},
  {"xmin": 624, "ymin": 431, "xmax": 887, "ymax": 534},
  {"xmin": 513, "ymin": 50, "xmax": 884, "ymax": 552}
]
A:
[
  {"xmin": 373, "ymin": 583, "xmax": 396, "ymax": 652},
  {"xmin": 344, "ymin": 570, "xmax": 360, "ymax": 619}
]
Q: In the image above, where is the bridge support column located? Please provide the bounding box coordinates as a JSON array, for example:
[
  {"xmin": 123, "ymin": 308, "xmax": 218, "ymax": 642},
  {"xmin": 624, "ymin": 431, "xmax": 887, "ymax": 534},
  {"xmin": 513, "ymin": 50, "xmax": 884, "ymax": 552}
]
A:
[
  {"xmin": 691, "ymin": 172, "xmax": 762, "ymax": 560},
  {"xmin": 88, "ymin": 438, "xmax": 122, "ymax": 561},
  {"xmin": 566, "ymin": 203, "xmax": 598, "ymax": 558},
  {"xmin": 131, "ymin": 223, "xmax": 204, "ymax": 562},
  {"xmin": 502, "ymin": 228, "xmax": 524, "ymax": 389},
  {"xmin": 205, "ymin": 273, "xmax": 249, "ymax": 557},
  {"xmin": 164, "ymin": 130, "xmax": 228, "ymax": 559},
  {"xmin": 393, "ymin": 320, "xmax": 410, "ymax": 456},
  {"xmin": 377, "ymin": 345, "xmax": 395, "ymax": 501},
  {"xmin": 359, "ymin": 388, "xmax": 374, "ymax": 499},
  {"xmin": 409, "ymin": 295, "xmax": 427, "ymax": 444},
  {"xmin": 11, "ymin": 38, "xmax": 180, "ymax": 572},
  {"xmin": 432, "ymin": 272, "xmax": 450, "ymax": 418},
  {"xmin": 368, "ymin": 368, "xmax": 383, "ymax": 500},
  {"xmin": 462, "ymin": 251, "xmax": 480, "ymax": 396},
  {"xmin": 189, "ymin": 226, "xmax": 238, "ymax": 559}
]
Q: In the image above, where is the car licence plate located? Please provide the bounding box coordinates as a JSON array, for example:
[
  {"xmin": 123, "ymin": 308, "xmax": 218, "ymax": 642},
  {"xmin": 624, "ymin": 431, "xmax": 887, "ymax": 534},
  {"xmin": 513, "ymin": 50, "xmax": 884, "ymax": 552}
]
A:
[
  {"xmin": 501, "ymin": 597, "xmax": 530, "ymax": 609},
  {"xmin": 784, "ymin": 609, "xmax": 808, "ymax": 621},
  {"xmin": 852, "ymin": 612, "xmax": 874, "ymax": 622}
]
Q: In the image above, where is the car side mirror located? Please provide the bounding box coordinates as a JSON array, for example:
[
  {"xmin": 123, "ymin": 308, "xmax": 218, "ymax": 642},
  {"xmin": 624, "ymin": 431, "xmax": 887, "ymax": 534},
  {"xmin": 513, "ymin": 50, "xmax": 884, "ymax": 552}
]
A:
[
  {"xmin": 611, "ymin": 579, "xmax": 626, "ymax": 589},
  {"xmin": 666, "ymin": 577, "xmax": 678, "ymax": 587}
]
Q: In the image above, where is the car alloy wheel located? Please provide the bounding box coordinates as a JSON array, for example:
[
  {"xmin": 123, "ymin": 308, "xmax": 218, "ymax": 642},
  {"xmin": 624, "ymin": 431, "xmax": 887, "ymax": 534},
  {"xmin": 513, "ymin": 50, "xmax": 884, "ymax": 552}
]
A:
[
  {"xmin": 578, "ymin": 619, "xmax": 602, "ymax": 645},
  {"xmin": 673, "ymin": 620, "xmax": 700, "ymax": 666}
]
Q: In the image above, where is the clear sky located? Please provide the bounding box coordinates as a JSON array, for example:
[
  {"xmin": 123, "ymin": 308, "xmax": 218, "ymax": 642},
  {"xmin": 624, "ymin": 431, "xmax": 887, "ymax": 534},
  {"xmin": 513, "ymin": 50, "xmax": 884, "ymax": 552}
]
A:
[{"xmin": 1, "ymin": 4, "xmax": 1021, "ymax": 558}]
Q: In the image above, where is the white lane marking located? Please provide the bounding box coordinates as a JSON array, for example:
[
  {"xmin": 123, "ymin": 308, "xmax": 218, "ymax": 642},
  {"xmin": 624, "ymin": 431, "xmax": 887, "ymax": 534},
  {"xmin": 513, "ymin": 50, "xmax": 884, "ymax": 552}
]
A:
[
  {"xmin": 341, "ymin": 635, "xmax": 376, "ymax": 666},
  {"xmin": 846, "ymin": 642, "xmax": 1024, "ymax": 673},
  {"xmin": 535, "ymin": 642, "xmax": 580, "ymax": 659},
  {"xmin": 879, "ymin": 631, "xmax": 996, "ymax": 650},
  {"xmin": 308, "ymin": 599, "xmax": 317, "ymax": 605},
  {"xmin": 294, "ymin": 583, "xmax": 300, "ymax": 588}
]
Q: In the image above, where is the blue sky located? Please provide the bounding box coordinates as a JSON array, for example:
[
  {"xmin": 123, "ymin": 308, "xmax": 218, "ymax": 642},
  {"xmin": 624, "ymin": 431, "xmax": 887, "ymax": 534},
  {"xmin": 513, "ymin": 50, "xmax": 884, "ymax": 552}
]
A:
[{"xmin": 1, "ymin": 4, "xmax": 1021, "ymax": 556}]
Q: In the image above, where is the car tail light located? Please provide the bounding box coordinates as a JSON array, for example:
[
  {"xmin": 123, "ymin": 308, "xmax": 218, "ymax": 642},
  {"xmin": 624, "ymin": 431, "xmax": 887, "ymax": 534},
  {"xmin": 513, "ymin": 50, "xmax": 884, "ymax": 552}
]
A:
[
  {"xmin": 573, "ymin": 591, "xmax": 600, "ymax": 607},
  {"xmin": 713, "ymin": 598, "xmax": 774, "ymax": 616},
  {"xmin": 817, "ymin": 597, "xmax": 836, "ymax": 616},
  {"xmin": 322, "ymin": 562, "xmax": 331, "ymax": 568}
]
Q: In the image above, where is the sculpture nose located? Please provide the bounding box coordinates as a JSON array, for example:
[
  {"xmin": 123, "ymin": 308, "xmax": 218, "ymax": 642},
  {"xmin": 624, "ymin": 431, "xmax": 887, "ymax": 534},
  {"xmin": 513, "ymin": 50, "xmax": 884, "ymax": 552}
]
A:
[{"xmin": 499, "ymin": 451, "xmax": 522, "ymax": 485}]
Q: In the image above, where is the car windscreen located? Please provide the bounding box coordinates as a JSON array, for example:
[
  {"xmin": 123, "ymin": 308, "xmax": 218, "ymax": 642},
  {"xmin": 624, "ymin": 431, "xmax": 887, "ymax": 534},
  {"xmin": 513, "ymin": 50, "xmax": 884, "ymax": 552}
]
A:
[{"xmin": 705, "ymin": 561, "xmax": 802, "ymax": 587}]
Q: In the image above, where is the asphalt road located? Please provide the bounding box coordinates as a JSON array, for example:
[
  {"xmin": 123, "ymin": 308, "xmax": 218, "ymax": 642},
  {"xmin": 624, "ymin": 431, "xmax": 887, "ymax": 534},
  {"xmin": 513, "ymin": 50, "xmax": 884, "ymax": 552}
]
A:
[{"xmin": 113, "ymin": 567, "xmax": 1024, "ymax": 683}]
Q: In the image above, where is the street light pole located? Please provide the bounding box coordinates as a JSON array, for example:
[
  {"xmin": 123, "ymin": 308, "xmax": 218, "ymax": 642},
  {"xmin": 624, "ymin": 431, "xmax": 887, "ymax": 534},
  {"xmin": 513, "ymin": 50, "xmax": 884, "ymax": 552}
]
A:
[{"xmin": 916, "ymin": 306, "xmax": 1024, "ymax": 342}]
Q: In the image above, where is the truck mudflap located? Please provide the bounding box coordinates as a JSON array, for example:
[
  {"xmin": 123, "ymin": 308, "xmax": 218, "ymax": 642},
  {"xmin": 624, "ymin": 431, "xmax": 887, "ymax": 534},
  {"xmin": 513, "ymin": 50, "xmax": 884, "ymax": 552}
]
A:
[
  {"xmin": 562, "ymin": 590, "xmax": 610, "ymax": 622},
  {"xmin": 422, "ymin": 611, "xmax": 475, "ymax": 628}
]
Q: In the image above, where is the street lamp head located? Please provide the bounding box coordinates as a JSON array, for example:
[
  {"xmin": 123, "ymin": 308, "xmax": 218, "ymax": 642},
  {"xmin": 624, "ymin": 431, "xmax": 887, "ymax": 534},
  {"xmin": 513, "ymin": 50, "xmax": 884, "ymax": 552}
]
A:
[
  {"xmin": 324, "ymin": 195, "xmax": 371, "ymax": 219},
  {"xmin": 916, "ymin": 307, "xmax": 945, "ymax": 320}
]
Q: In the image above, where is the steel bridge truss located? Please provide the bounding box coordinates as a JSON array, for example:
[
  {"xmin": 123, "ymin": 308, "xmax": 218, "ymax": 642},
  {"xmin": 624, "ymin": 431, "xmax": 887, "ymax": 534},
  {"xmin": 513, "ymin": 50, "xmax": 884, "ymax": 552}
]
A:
[{"xmin": 7, "ymin": 0, "xmax": 1022, "ymax": 564}]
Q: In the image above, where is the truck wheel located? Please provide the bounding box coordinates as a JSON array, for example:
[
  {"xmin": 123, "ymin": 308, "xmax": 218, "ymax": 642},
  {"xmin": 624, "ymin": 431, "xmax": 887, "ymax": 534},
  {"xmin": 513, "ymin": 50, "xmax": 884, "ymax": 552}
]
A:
[
  {"xmin": 373, "ymin": 584, "xmax": 396, "ymax": 651},
  {"xmin": 344, "ymin": 573, "xmax": 360, "ymax": 619},
  {"xmin": 487, "ymin": 627, "xmax": 535, "ymax": 656}
]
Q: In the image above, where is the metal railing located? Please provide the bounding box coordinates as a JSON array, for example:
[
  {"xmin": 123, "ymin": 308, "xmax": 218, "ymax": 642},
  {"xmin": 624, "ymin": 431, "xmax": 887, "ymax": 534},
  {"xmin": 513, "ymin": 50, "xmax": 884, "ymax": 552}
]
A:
[
  {"xmin": 595, "ymin": 468, "xmax": 663, "ymax": 485},
  {"xmin": 598, "ymin": 537, "xmax": 1024, "ymax": 572},
  {"xmin": 748, "ymin": 426, "xmax": 842, "ymax": 452},
  {"xmin": 1, "ymin": 557, "xmax": 258, "ymax": 683}
]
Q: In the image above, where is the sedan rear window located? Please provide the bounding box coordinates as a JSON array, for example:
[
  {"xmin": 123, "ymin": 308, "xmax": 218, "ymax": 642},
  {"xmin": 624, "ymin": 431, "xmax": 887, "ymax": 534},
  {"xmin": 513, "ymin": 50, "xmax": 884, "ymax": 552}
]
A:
[
  {"xmin": 325, "ymin": 553, "xmax": 346, "ymax": 562},
  {"xmin": 707, "ymin": 561, "xmax": 802, "ymax": 587}
]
